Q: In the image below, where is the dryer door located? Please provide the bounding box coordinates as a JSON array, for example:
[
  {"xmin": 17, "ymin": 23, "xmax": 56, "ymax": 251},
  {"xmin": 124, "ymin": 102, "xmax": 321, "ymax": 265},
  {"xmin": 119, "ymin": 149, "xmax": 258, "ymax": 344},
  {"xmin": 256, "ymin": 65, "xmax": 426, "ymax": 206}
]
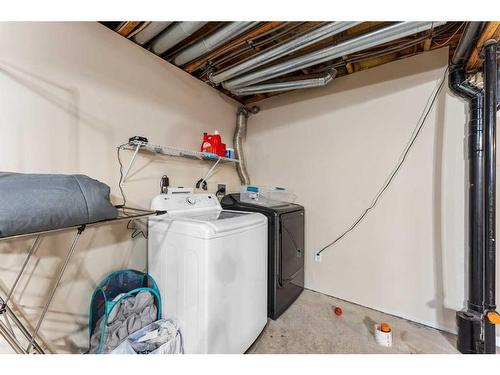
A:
[{"xmin": 279, "ymin": 210, "xmax": 304, "ymax": 285}]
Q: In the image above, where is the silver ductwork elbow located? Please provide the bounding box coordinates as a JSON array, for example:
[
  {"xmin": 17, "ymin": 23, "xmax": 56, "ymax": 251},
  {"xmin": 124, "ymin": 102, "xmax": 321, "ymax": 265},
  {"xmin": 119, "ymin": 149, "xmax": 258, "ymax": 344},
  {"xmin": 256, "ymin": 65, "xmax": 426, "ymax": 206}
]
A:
[
  {"xmin": 234, "ymin": 106, "xmax": 259, "ymax": 185},
  {"xmin": 223, "ymin": 21, "xmax": 445, "ymax": 90},
  {"xmin": 232, "ymin": 69, "xmax": 336, "ymax": 96}
]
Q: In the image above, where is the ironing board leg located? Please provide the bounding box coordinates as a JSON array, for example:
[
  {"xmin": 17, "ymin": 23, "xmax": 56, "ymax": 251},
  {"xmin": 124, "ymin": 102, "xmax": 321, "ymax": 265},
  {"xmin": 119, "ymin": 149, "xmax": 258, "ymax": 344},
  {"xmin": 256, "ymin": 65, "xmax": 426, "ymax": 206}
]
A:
[
  {"xmin": 0, "ymin": 234, "xmax": 46, "ymax": 354},
  {"xmin": 0, "ymin": 296, "xmax": 45, "ymax": 353},
  {"xmin": 0, "ymin": 319, "xmax": 26, "ymax": 354},
  {"xmin": 26, "ymin": 225, "xmax": 85, "ymax": 353},
  {"xmin": 2, "ymin": 236, "xmax": 42, "ymax": 309},
  {"xmin": 3, "ymin": 312, "xmax": 16, "ymax": 337}
]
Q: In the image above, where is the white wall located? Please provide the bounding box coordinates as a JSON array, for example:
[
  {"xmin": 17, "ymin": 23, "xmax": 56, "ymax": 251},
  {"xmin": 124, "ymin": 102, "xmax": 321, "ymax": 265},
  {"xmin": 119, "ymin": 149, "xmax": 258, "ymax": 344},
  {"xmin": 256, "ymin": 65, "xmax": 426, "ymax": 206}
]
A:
[
  {"xmin": 246, "ymin": 47, "xmax": 500, "ymax": 340},
  {"xmin": 0, "ymin": 22, "xmax": 240, "ymax": 353},
  {"xmin": 1, "ymin": 23, "xmax": 498, "ymax": 354}
]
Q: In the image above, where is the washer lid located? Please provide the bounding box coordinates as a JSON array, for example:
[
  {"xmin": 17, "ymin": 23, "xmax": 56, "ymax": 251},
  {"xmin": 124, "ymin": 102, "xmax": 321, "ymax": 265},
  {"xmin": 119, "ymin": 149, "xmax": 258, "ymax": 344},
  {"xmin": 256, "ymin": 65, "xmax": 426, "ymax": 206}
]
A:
[
  {"xmin": 174, "ymin": 210, "xmax": 249, "ymax": 221},
  {"xmin": 221, "ymin": 193, "xmax": 303, "ymax": 214},
  {"xmin": 153, "ymin": 209, "xmax": 267, "ymax": 238}
]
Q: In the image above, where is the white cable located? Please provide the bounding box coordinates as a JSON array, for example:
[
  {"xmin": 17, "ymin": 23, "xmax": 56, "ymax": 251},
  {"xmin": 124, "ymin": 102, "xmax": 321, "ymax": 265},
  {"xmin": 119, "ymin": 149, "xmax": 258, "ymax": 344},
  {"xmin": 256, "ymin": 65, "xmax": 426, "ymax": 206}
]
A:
[
  {"xmin": 316, "ymin": 67, "xmax": 449, "ymax": 256},
  {"xmin": 198, "ymin": 158, "xmax": 222, "ymax": 188}
]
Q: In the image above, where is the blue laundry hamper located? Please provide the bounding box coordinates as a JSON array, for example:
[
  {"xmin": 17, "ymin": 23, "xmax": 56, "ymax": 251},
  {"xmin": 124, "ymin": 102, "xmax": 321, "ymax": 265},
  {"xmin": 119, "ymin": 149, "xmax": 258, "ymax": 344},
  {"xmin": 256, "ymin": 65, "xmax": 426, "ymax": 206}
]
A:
[{"xmin": 88, "ymin": 269, "xmax": 161, "ymax": 353}]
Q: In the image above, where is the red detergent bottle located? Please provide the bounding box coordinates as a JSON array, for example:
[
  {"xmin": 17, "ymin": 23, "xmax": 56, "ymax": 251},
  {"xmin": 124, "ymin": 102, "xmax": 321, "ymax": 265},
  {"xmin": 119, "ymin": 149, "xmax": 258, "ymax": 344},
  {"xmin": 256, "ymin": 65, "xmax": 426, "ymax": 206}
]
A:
[{"xmin": 201, "ymin": 130, "xmax": 226, "ymax": 157}]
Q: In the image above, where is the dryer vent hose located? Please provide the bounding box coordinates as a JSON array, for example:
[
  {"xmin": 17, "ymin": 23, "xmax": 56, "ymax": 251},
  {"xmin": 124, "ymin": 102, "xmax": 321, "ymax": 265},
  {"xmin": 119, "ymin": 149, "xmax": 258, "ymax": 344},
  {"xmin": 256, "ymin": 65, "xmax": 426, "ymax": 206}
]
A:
[{"xmin": 234, "ymin": 106, "xmax": 259, "ymax": 185}]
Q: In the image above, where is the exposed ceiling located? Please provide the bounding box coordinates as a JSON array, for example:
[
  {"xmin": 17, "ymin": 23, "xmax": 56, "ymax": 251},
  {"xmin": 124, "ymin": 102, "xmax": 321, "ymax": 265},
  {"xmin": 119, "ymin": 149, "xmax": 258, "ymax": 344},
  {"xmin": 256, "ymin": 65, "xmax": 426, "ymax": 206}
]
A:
[{"xmin": 100, "ymin": 21, "xmax": 500, "ymax": 104}]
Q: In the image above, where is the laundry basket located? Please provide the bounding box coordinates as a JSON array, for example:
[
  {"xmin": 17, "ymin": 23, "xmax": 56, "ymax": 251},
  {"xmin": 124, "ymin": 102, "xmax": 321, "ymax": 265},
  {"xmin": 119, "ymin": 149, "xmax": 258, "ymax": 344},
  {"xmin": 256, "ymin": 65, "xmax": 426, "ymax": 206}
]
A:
[
  {"xmin": 111, "ymin": 319, "xmax": 183, "ymax": 354},
  {"xmin": 88, "ymin": 269, "xmax": 161, "ymax": 353}
]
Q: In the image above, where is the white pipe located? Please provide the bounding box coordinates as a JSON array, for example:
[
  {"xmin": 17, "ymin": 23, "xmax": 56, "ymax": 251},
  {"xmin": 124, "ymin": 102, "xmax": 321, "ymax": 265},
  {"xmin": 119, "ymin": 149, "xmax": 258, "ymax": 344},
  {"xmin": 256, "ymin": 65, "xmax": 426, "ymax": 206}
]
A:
[
  {"xmin": 132, "ymin": 22, "xmax": 173, "ymax": 45},
  {"xmin": 172, "ymin": 22, "xmax": 260, "ymax": 66},
  {"xmin": 150, "ymin": 22, "xmax": 207, "ymax": 55}
]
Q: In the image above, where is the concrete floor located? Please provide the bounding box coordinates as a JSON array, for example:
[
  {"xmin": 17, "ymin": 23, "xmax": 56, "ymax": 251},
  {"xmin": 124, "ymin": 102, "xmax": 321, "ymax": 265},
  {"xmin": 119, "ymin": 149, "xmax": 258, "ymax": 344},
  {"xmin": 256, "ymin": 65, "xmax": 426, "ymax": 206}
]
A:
[{"xmin": 248, "ymin": 289, "xmax": 460, "ymax": 354}]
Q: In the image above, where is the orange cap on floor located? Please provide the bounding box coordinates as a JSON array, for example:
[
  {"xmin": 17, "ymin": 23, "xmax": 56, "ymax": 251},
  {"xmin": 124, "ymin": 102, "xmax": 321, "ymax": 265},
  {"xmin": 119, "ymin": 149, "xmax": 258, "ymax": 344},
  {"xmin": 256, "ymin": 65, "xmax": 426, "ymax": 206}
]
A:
[{"xmin": 380, "ymin": 323, "xmax": 391, "ymax": 333}]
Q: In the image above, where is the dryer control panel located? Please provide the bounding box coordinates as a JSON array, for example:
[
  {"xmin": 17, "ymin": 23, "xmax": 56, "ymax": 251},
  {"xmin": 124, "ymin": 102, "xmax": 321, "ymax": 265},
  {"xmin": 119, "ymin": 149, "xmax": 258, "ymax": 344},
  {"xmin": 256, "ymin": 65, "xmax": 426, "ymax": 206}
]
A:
[{"xmin": 151, "ymin": 193, "xmax": 221, "ymax": 212}]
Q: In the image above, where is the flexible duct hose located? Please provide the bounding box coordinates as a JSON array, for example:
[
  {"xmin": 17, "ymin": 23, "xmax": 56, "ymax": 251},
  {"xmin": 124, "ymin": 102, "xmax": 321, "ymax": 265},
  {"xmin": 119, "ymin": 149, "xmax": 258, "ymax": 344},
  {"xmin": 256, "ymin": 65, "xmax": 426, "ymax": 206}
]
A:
[
  {"xmin": 234, "ymin": 108, "xmax": 250, "ymax": 185},
  {"xmin": 234, "ymin": 107, "xmax": 259, "ymax": 185}
]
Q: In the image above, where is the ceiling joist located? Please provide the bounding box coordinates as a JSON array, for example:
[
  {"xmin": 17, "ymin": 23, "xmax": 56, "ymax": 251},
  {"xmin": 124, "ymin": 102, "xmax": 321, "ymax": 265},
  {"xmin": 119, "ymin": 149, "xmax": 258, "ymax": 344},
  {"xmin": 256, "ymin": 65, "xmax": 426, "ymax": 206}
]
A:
[
  {"xmin": 183, "ymin": 22, "xmax": 288, "ymax": 73},
  {"xmin": 116, "ymin": 21, "xmax": 143, "ymax": 37},
  {"xmin": 102, "ymin": 21, "xmax": 468, "ymax": 104},
  {"xmin": 467, "ymin": 21, "xmax": 500, "ymax": 72}
]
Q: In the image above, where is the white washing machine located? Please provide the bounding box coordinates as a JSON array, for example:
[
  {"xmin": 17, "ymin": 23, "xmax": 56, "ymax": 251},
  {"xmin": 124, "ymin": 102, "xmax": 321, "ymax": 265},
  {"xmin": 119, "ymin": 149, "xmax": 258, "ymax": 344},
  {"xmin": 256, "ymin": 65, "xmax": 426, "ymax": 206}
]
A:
[{"xmin": 148, "ymin": 192, "xmax": 268, "ymax": 354}]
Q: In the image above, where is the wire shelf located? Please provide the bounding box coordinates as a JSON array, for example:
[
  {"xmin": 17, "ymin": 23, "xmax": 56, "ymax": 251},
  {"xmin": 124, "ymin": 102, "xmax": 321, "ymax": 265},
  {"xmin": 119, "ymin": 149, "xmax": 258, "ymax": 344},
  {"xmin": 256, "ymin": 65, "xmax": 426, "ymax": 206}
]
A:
[{"xmin": 122, "ymin": 140, "xmax": 240, "ymax": 164}]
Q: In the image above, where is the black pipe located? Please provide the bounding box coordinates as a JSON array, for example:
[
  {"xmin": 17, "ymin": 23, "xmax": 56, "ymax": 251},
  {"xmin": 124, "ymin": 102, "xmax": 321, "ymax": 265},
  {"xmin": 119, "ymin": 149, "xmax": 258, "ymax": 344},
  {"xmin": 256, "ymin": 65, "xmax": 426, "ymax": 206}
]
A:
[
  {"xmin": 482, "ymin": 39, "xmax": 497, "ymax": 354},
  {"xmin": 497, "ymin": 44, "xmax": 500, "ymax": 110},
  {"xmin": 448, "ymin": 22, "xmax": 486, "ymax": 354},
  {"xmin": 450, "ymin": 67, "xmax": 485, "ymax": 314},
  {"xmin": 451, "ymin": 23, "xmax": 486, "ymax": 67}
]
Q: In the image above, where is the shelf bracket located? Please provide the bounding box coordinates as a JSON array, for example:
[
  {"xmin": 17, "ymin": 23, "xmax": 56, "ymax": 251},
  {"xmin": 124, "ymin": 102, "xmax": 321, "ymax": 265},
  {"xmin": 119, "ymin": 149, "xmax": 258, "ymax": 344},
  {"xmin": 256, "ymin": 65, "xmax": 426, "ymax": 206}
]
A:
[
  {"xmin": 1, "ymin": 236, "xmax": 42, "ymax": 310},
  {"xmin": 120, "ymin": 143, "xmax": 142, "ymax": 187},
  {"xmin": 197, "ymin": 157, "xmax": 222, "ymax": 190}
]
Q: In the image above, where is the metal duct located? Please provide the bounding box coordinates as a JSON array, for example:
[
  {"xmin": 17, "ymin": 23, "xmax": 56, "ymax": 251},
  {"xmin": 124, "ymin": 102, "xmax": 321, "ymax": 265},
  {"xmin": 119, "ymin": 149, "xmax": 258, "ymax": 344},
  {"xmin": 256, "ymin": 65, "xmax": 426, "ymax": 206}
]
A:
[
  {"xmin": 233, "ymin": 107, "xmax": 259, "ymax": 185},
  {"xmin": 223, "ymin": 22, "xmax": 445, "ymax": 90},
  {"xmin": 209, "ymin": 22, "xmax": 360, "ymax": 85},
  {"xmin": 451, "ymin": 22, "xmax": 485, "ymax": 67},
  {"xmin": 232, "ymin": 69, "xmax": 336, "ymax": 96},
  {"xmin": 172, "ymin": 22, "xmax": 260, "ymax": 66},
  {"xmin": 132, "ymin": 22, "xmax": 173, "ymax": 45},
  {"xmin": 150, "ymin": 22, "xmax": 207, "ymax": 55}
]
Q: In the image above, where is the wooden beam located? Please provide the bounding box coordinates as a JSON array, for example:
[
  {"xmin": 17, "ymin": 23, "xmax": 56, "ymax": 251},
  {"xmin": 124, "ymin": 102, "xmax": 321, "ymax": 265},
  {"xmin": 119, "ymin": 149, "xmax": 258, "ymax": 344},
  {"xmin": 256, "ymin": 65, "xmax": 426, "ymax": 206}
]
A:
[
  {"xmin": 343, "ymin": 22, "xmax": 382, "ymax": 36},
  {"xmin": 183, "ymin": 22, "xmax": 287, "ymax": 73},
  {"xmin": 116, "ymin": 21, "xmax": 142, "ymax": 37},
  {"xmin": 423, "ymin": 38, "xmax": 432, "ymax": 51},
  {"xmin": 214, "ymin": 22, "xmax": 319, "ymax": 65},
  {"xmin": 126, "ymin": 22, "xmax": 150, "ymax": 39},
  {"xmin": 279, "ymin": 22, "xmax": 380, "ymax": 60},
  {"xmin": 243, "ymin": 93, "xmax": 268, "ymax": 104},
  {"xmin": 467, "ymin": 22, "xmax": 500, "ymax": 72},
  {"xmin": 354, "ymin": 53, "xmax": 398, "ymax": 72}
]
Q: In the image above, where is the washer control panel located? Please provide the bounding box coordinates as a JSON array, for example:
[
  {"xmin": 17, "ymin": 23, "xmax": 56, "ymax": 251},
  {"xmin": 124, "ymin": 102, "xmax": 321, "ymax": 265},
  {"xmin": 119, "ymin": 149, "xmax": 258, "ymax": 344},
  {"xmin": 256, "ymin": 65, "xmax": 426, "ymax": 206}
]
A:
[
  {"xmin": 186, "ymin": 196, "xmax": 197, "ymax": 205},
  {"xmin": 151, "ymin": 193, "xmax": 221, "ymax": 212}
]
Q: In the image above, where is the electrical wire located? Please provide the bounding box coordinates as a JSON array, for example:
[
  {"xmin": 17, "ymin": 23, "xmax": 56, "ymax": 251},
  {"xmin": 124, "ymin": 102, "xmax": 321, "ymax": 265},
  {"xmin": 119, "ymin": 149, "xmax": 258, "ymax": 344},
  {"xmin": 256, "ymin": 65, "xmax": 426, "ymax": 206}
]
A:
[
  {"xmin": 195, "ymin": 157, "xmax": 222, "ymax": 190},
  {"xmin": 431, "ymin": 22, "xmax": 465, "ymax": 48},
  {"xmin": 203, "ymin": 22, "xmax": 300, "ymax": 68},
  {"xmin": 316, "ymin": 66, "xmax": 449, "ymax": 256},
  {"xmin": 198, "ymin": 23, "xmax": 307, "ymax": 77},
  {"xmin": 127, "ymin": 219, "xmax": 147, "ymax": 239},
  {"xmin": 225, "ymin": 23, "xmax": 453, "ymax": 84},
  {"xmin": 116, "ymin": 142, "xmax": 156, "ymax": 240},
  {"xmin": 117, "ymin": 143, "xmax": 148, "ymax": 239}
]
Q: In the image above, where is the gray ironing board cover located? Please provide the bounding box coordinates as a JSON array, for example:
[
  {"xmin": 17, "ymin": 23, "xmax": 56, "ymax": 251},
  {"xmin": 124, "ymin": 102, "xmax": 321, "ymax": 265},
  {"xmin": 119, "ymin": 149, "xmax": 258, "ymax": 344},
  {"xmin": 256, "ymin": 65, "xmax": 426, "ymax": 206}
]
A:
[{"xmin": 0, "ymin": 172, "xmax": 117, "ymax": 237}]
